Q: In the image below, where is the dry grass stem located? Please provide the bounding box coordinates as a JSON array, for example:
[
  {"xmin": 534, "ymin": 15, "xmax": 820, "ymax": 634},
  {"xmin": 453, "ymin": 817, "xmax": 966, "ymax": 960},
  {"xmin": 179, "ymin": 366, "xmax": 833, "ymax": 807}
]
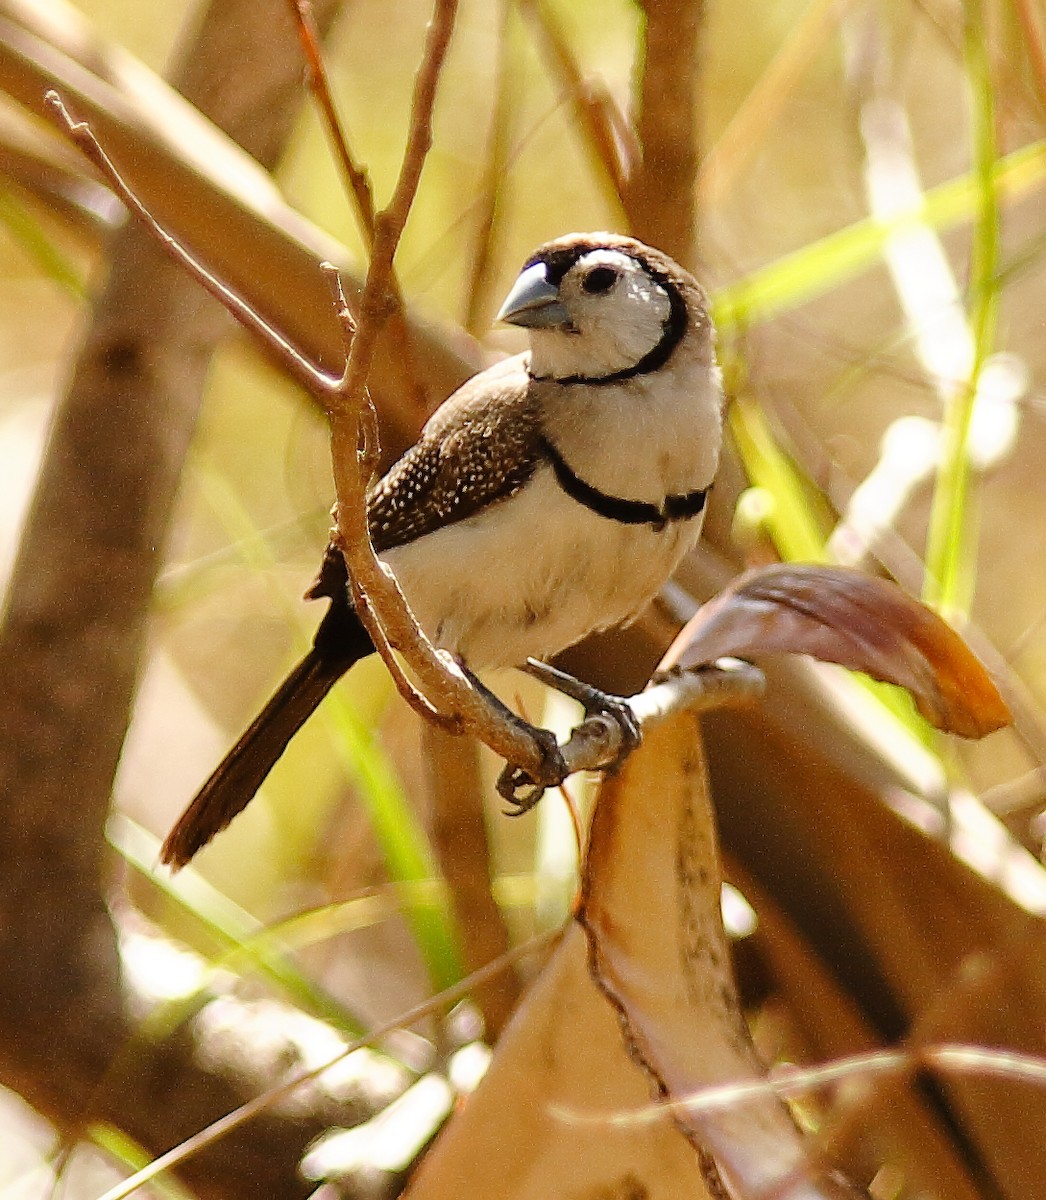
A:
[
  {"xmin": 288, "ymin": 0, "xmax": 425, "ymax": 410},
  {"xmin": 464, "ymin": 0, "xmax": 513, "ymax": 335},
  {"xmin": 518, "ymin": 0, "xmax": 633, "ymax": 207},
  {"xmin": 93, "ymin": 931, "xmax": 558, "ymax": 1200}
]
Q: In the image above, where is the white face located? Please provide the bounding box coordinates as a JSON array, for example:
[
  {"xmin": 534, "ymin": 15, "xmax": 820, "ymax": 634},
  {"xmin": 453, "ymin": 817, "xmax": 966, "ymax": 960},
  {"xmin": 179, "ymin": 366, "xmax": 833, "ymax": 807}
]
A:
[{"xmin": 527, "ymin": 249, "xmax": 674, "ymax": 381}]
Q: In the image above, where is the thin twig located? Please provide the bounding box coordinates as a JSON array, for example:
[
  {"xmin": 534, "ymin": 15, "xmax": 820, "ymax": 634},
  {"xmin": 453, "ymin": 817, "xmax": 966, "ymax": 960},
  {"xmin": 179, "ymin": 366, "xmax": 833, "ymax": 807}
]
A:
[
  {"xmin": 46, "ymin": 89, "xmax": 457, "ymax": 732},
  {"xmin": 45, "ymin": 90, "xmax": 438, "ymax": 722},
  {"xmin": 43, "ymin": 91, "xmax": 336, "ymax": 401},
  {"xmin": 318, "ymin": 0, "xmax": 482, "ymax": 731},
  {"xmin": 289, "ymin": 0, "xmax": 426, "ymax": 414},
  {"xmin": 563, "ymin": 1041, "xmax": 1046, "ymax": 1128},
  {"xmin": 318, "ymin": 261, "xmax": 380, "ymax": 482},
  {"xmin": 385, "ymin": 0, "xmax": 458, "ymax": 234},
  {"xmin": 286, "ymin": 0, "xmax": 378, "ymax": 241},
  {"xmin": 349, "ymin": 561, "xmax": 453, "ymax": 725},
  {"xmin": 556, "ymin": 663, "xmax": 764, "ymax": 784},
  {"xmin": 320, "ymin": 0, "xmax": 577, "ymax": 787}
]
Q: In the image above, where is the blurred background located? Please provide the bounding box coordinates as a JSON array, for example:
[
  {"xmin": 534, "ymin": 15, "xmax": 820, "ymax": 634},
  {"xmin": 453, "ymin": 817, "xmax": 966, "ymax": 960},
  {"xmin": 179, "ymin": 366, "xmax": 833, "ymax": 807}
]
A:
[{"xmin": 0, "ymin": 0, "xmax": 1044, "ymax": 1195}]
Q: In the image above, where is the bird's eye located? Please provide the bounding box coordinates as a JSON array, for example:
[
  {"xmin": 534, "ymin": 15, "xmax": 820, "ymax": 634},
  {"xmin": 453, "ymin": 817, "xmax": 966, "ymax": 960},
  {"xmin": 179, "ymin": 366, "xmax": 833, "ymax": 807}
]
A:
[{"xmin": 581, "ymin": 266, "xmax": 619, "ymax": 294}]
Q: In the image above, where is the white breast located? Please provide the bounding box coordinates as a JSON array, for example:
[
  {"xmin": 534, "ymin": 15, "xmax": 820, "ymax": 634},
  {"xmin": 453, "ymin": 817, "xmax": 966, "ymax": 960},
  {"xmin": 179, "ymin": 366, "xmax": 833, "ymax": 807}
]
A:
[
  {"xmin": 380, "ymin": 306, "xmax": 722, "ymax": 671},
  {"xmin": 381, "ymin": 460, "xmax": 705, "ymax": 671},
  {"xmin": 538, "ymin": 339, "xmax": 722, "ymax": 504}
]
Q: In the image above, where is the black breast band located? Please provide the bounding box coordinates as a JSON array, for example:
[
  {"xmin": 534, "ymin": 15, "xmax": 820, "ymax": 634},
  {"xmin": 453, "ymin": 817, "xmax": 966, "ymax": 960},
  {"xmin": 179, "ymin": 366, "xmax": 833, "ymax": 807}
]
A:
[{"xmin": 540, "ymin": 436, "xmax": 707, "ymax": 532}]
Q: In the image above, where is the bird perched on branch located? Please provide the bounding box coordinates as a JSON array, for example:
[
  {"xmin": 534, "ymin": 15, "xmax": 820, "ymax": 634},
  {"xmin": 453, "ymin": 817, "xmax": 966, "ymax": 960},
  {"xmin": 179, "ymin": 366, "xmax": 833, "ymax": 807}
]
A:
[{"xmin": 162, "ymin": 232, "xmax": 723, "ymax": 869}]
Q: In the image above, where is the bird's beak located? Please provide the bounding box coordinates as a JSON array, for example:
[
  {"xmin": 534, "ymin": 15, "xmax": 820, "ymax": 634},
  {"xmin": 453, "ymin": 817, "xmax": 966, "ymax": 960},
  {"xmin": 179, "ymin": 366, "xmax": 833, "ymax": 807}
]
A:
[{"xmin": 497, "ymin": 263, "xmax": 572, "ymax": 329}]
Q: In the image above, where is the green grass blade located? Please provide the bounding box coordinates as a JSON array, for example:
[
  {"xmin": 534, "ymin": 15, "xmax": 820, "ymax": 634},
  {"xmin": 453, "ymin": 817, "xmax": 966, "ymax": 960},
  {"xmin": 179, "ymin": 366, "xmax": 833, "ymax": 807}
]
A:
[
  {"xmin": 110, "ymin": 813, "xmax": 370, "ymax": 1036},
  {"xmin": 922, "ymin": 0, "xmax": 1000, "ymax": 621},
  {"xmin": 89, "ymin": 1125, "xmax": 196, "ymax": 1200},
  {"xmin": 728, "ymin": 390, "xmax": 830, "ymax": 563},
  {"xmin": 714, "ymin": 139, "xmax": 1043, "ymax": 331},
  {"xmin": 0, "ymin": 184, "xmax": 86, "ymax": 295}
]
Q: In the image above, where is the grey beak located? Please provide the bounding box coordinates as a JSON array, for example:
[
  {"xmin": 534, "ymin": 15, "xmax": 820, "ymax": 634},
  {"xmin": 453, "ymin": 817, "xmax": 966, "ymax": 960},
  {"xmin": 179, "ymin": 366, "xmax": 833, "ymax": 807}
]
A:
[{"xmin": 497, "ymin": 262, "xmax": 572, "ymax": 329}]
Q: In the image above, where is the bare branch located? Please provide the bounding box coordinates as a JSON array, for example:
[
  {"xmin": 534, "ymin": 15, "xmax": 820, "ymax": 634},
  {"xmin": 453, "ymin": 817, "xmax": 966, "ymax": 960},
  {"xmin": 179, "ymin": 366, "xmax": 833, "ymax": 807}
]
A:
[
  {"xmin": 288, "ymin": 0, "xmax": 427, "ymax": 411},
  {"xmin": 287, "ymin": 0, "xmax": 378, "ymax": 240},
  {"xmin": 557, "ymin": 662, "xmax": 764, "ymax": 777},
  {"xmin": 317, "ymin": 0, "xmax": 576, "ymax": 790},
  {"xmin": 45, "ymin": 0, "xmax": 589, "ymax": 817},
  {"xmin": 46, "ymin": 64, "xmax": 519, "ymax": 753},
  {"xmin": 44, "ymin": 90, "xmax": 336, "ymax": 400}
]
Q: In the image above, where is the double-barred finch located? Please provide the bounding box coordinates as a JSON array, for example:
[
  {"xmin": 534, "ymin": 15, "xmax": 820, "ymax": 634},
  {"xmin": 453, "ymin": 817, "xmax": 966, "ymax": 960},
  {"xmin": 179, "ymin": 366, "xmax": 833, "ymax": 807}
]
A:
[{"xmin": 162, "ymin": 233, "xmax": 724, "ymax": 869}]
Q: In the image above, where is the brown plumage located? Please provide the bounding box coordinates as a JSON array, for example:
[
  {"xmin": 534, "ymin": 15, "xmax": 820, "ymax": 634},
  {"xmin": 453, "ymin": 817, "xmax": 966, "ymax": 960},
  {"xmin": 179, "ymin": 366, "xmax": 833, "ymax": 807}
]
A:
[{"xmin": 366, "ymin": 356, "xmax": 542, "ymax": 552}]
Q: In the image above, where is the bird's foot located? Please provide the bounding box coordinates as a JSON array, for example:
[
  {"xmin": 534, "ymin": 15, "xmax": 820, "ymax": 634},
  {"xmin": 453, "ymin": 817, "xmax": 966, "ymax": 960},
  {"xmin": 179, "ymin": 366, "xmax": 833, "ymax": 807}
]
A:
[
  {"xmin": 496, "ymin": 724, "xmax": 568, "ymax": 814},
  {"xmin": 454, "ymin": 659, "xmax": 568, "ymax": 813},
  {"xmin": 524, "ymin": 659, "xmax": 642, "ymax": 769}
]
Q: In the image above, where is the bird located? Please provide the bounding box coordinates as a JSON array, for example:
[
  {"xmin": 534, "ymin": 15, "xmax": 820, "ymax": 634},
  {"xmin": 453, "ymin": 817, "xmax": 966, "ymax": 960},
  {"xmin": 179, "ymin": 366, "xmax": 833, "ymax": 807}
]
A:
[{"xmin": 161, "ymin": 232, "xmax": 723, "ymax": 869}]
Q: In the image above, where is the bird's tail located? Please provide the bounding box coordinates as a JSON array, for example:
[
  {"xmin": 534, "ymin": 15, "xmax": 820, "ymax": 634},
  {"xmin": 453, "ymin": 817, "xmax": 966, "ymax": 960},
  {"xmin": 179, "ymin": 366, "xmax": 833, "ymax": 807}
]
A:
[{"xmin": 160, "ymin": 597, "xmax": 372, "ymax": 870}]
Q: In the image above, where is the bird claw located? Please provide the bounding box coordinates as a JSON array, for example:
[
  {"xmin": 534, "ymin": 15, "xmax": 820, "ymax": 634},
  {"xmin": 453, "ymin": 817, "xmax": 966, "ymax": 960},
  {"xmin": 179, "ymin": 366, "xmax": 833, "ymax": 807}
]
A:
[
  {"xmin": 495, "ymin": 679, "xmax": 644, "ymax": 813},
  {"xmin": 496, "ymin": 726, "xmax": 567, "ymax": 814},
  {"xmin": 523, "ymin": 658, "xmax": 642, "ymax": 771},
  {"xmin": 590, "ymin": 689, "xmax": 642, "ymax": 768}
]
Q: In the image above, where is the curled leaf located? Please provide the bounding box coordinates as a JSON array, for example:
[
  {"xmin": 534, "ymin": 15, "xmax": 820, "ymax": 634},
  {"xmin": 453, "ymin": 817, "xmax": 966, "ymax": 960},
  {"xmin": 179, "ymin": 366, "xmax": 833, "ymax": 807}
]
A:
[{"xmin": 664, "ymin": 565, "xmax": 1010, "ymax": 738}]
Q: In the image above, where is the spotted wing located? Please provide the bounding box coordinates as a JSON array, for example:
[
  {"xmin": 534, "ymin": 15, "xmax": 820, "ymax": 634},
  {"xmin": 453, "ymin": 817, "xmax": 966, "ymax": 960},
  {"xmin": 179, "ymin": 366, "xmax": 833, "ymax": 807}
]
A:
[
  {"xmin": 307, "ymin": 355, "xmax": 542, "ymax": 605},
  {"xmin": 367, "ymin": 354, "xmax": 541, "ymax": 553}
]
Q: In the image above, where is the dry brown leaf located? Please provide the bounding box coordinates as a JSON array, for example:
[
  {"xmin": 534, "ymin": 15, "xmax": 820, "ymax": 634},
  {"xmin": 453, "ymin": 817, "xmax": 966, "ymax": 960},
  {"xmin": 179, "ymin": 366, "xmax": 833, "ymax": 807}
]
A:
[
  {"xmin": 579, "ymin": 712, "xmax": 865, "ymax": 1199},
  {"xmin": 664, "ymin": 564, "xmax": 1011, "ymax": 738},
  {"xmin": 401, "ymin": 925, "xmax": 721, "ymax": 1200},
  {"xmin": 403, "ymin": 717, "xmax": 866, "ymax": 1200}
]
